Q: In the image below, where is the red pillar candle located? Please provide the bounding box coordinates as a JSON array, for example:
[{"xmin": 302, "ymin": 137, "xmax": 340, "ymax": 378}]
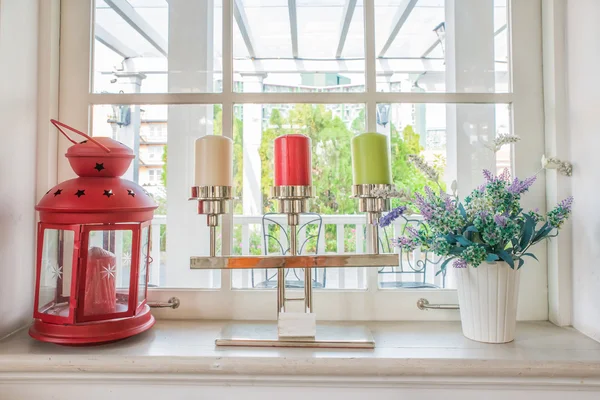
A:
[{"xmin": 274, "ymin": 134, "xmax": 312, "ymax": 186}]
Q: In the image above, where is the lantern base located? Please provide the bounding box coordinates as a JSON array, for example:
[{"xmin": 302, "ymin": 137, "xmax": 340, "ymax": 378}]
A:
[{"xmin": 28, "ymin": 305, "xmax": 155, "ymax": 345}]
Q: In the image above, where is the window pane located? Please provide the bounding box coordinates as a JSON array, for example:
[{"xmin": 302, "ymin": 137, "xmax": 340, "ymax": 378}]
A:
[
  {"xmin": 379, "ymin": 102, "xmax": 511, "ymax": 289},
  {"xmin": 92, "ymin": 0, "xmax": 222, "ymax": 93},
  {"xmin": 84, "ymin": 229, "xmax": 133, "ymax": 316},
  {"xmin": 234, "ymin": 1, "xmax": 365, "ymax": 92},
  {"xmin": 91, "ymin": 104, "xmax": 222, "ymax": 289},
  {"xmin": 138, "ymin": 226, "xmax": 150, "ymax": 305},
  {"xmin": 38, "ymin": 230, "xmax": 75, "ymax": 317},
  {"xmin": 231, "ymin": 103, "xmax": 368, "ymax": 290},
  {"xmin": 375, "ymin": 0, "xmax": 509, "ymax": 93}
]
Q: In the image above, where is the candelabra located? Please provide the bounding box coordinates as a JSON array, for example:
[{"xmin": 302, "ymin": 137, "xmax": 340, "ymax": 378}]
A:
[
  {"xmin": 352, "ymin": 184, "xmax": 393, "ymax": 254},
  {"xmin": 270, "ymin": 185, "xmax": 313, "ymax": 316},
  {"xmin": 190, "ymin": 185, "xmax": 233, "ymax": 257}
]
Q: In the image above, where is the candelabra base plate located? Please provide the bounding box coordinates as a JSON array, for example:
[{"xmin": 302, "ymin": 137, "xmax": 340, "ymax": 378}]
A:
[{"xmin": 215, "ymin": 322, "xmax": 375, "ymax": 349}]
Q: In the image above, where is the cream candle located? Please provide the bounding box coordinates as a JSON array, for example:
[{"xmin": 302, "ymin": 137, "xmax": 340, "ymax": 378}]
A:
[{"xmin": 194, "ymin": 135, "xmax": 233, "ymax": 186}]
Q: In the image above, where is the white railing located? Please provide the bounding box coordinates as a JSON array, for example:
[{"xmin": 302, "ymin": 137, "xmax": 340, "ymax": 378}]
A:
[{"xmin": 148, "ymin": 214, "xmax": 453, "ymax": 290}]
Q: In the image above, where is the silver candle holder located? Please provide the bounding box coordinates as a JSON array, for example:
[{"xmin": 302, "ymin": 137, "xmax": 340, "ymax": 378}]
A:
[
  {"xmin": 270, "ymin": 185, "xmax": 313, "ymax": 315},
  {"xmin": 352, "ymin": 184, "xmax": 394, "ymax": 255},
  {"xmin": 190, "ymin": 185, "xmax": 233, "ymax": 257}
]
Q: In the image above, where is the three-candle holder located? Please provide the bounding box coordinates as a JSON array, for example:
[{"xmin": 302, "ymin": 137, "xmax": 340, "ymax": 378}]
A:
[
  {"xmin": 270, "ymin": 185, "xmax": 313, "ymax": 315},
  {"xmin": 189, "ymin": 183, "xmax": 405, "ymax": 349},
  {"xmin": 190, "ymin": 185, "xmax": 233, "ymax": 257},
  {"xmin": 351, "ymin": 184, "xmax": 394, "ymax": 254}
]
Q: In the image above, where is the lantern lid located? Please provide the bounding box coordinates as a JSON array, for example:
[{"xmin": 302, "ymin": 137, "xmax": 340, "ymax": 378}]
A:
[
  {"xmin": 66, "ymin": 137, "xmax": 134, "ymax": 159},
  {"xmin": 36, "ymin": 177, "xmax": 158, "ymax": 224},
  {"xmin": 52, "ymin": 119, "xmax": 135, "ymax": 178}
]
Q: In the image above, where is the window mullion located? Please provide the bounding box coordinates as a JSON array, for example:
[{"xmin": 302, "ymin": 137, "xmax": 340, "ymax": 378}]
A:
[
  {"xmin": 364, "ymin": 0, "xmax": 377, "ymax": 133},
  {"xmin": 221, "ymin": 0, "xmax": 234, "ymax": 292}
]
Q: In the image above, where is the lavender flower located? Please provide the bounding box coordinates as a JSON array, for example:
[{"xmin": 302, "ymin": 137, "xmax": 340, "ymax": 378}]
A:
[
  {"xmin": 453, "ymin": 259, "xmax": 468, "ymax": 269},
  {"xmin": 494, "ymin": 214, "xmax": 508, "ymax": 227},
  {"xmin": 547, "ymin": 196, "xmax": 574, "ymax": 229},
  {"xmin": 414, "ymin": 192, "xmax": 435, "ymax": 220},
  {"xmin": 483, "ymin": 169, "xmax": 496, "ymax": 182},
  {"xmin": 499, "ymin": 168, "xmax": 511, "ymax": 182},
  {"xmin": 406, "ymin": 226, "xmax": 420, "ymax": 238},
  {"xmin": 391, "ymin": 236, "xmax": 416, "ymax": 252},
  {"xmin": 442, "ymin": 192, "xmax": 455, "ymax": 211},
  {"xmin": 379, "ymin": 206, "xmax": 407, "ymax": 227},
  {"xmin": 408, "ymin": 154, "xmax": 440, "ymax": 182},
  {"xmin": 507, "ymin": 175, "xmax": 536, "ymax": 195}
]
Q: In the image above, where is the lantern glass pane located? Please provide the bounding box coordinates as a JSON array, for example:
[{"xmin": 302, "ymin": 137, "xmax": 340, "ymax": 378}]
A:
[
  {"xmin": 38, "ymin": 229, "xmax": 76, "ymax": 317},
  {"xmin": 83, "ymin": 230, "xmax": 134, "ymax": 316},
  {"xmin": 138, "ymin": 226, "xmax": 150, "ymax": 306}
]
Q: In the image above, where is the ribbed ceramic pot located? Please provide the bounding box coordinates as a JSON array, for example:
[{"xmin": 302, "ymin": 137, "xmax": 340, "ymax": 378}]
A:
[{"xmin": 455, "ymin": 262, "xmax": 521, "ymax": 343}]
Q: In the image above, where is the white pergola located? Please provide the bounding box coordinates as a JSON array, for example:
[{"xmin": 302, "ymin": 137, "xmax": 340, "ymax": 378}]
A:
[{"xmin": 92, "ymin": 0, "xmax": 509, "ymax": 287}]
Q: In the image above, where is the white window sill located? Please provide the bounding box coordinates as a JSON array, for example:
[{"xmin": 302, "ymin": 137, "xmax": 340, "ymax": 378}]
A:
[
  {"xmin": 1, "ymin": 321, "xmax": 600, "ymax": 396},
  {"xmin": 1, "ymin": 320, "xmax": 600, "ymax": 377}
]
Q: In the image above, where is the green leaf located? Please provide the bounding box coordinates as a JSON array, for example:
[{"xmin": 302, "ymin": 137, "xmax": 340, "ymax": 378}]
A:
[
  {"xmin": 436, "ymin": 257, "xmax": 455, "ymax": 276},
  {"xmin": 445, "ymin": 234, "xmax": 457, "ymax": 244},
  {"xmin": 533, "ymin": 222, "xmax": 552, "ymax": 242},
  {"xmin": 520, "ymin": 214, "xmax": 535, "ymax": 248},
  {"xmin": 486, "ymin": 253, "xmax": 500, "ymax": 262},
  {"xmin": 522, "ymin": 252, "xmax": 539, "ymax": 262},
  {"xmin": 456, "ymin": 236, "xmax": 472, "ymax": 246},
  {"xmin": 449, "ymin": 247, "xmax": 463, "ymax": 255},
  {"xmin": 497, "ymin": 249, "xmax": 515, "ymax": 269},
  {"xmin": 465, "ymin": 226, "xmax": 478, "ymax": 233},
  {"xmin": 458, "ymin": 203, "xmax": 467, "ymax": 218},
  {"xmin": 518, "ymin": 258, "xmax": 525, "ymax": 269}
]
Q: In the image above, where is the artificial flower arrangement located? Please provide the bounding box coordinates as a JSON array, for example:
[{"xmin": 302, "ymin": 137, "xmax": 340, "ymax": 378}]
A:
[
  {"xmin": 379, "ymin": 134, "xmax": 573, "ymax": 343},
  {"xmin": 380, "ymin": 134, "xmax": 573, "ymax": 275}
]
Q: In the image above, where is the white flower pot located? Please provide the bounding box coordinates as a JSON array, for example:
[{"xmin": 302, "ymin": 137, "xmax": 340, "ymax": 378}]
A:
[{"xmin": 455, "ymin": 262, "xmax": 521, "ymax": 343}]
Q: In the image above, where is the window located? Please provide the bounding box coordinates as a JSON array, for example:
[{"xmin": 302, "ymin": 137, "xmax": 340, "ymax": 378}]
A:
[{"xmin": 58, "ymin": 0, "xmax": 545, "ymax": 320}]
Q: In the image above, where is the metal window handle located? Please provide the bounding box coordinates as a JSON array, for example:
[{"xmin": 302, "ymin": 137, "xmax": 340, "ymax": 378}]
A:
[
  {"xmin": 417, "ymin": 298, "xmax": 459, "ymax": 310},
  {"xmin": 148, "ymin": 297, "xmax": 180, "ymax": 309}
]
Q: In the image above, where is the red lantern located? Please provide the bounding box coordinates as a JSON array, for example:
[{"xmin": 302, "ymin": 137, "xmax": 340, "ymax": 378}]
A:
[{"xmin": 29, "ymin": 120, "xmax": 158, "ymax": 345}]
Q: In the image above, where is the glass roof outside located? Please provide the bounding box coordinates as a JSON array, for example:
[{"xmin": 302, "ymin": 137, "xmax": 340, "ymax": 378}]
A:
[{"xmin": 93, "ymin": 0, "xmax": 509, "ymax": 92}]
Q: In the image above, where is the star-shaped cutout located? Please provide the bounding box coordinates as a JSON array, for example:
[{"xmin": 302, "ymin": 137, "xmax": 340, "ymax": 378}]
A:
[
  {"xmin": 127, "ymin": 189, "xmax": 135, "ymax": 197},
  {"xmin": 75, "ymin": 189, "xmax": 85, "ymax": 198},
  {"xmin": 53, "ymin": 189, "xmax": 62, "ymax": 196},
  {"xmin": 94, "ymin": 163, "xmax": 105, "ymax": 172},
  {"xmin": 47, "ymin": 262, "xmax": 63, "ymax": 280},
  {"xmin": 101, "ymin": 264, "xmax": 116, "ymax": 279},
  {"xmin": 103, "ymin": 189, "xmax": 114, "ymax": 198}
]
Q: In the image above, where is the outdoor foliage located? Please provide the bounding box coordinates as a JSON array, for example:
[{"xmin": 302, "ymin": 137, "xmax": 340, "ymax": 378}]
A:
[{"xmin": 159, "ymin": 104, "xmax": 445, "ymax": 256}]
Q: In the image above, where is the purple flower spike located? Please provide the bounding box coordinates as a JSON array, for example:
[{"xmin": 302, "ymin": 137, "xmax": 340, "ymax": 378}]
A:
[
  {"xmin": 453, "ymin": 259, "xmax": 468, "ymax": 269},
  {"xmin": 507, "ymin": 175, "xmax": 536, "ymax": 194},
  {"xmin": 379, "ymin": 206, "xmax": 407, "ymax": 227},
  {"xmin": 406, "ymin": 226, "xmax": 420, "ymax": 238},
  {"xmin": 559, "ymin": 196, "xmax": 574, "ymax": 211},
  {"xmin": 482, "ymin": 169, "xmax": 495, "ymax": 182},
  {"xmin": 391, "ymin": 236, "xmax": 414, "ymax": 248},
  {"xmin": 499, "ymin": 168, "xmax": 511, "ymax": 182},
  {"xmin": 414, "ymin": 193, "xmax": 434, "ymax": 220},
  {"xmin": 494, "ymin": 214, "xmax": 508, "ymax": 227}
]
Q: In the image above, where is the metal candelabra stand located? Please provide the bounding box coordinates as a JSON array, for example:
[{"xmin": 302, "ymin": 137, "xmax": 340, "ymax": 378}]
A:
[{"xmin": 190, "ymin": 183, "xmax": 397, "ymax": 349}]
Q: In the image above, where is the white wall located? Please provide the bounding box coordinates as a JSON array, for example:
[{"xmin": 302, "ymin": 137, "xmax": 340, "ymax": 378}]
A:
[
  {"xmin": 0, "ymin": 0, "xmax": 39, "ymax": 338},
  {"xmin": 566, "ymin": 0, "xmax": 600, "ymax": 342}
]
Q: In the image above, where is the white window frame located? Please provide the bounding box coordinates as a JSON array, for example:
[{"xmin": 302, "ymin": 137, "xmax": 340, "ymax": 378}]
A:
[{"xmin": 49, "ymin": 0, "xmax": 547, "ymax": 321}]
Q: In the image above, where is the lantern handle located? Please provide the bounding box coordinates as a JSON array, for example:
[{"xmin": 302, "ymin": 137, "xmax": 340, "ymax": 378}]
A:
[{"xmin": 50, "ymin": 119, "xmax": 111, "ymax": 153}]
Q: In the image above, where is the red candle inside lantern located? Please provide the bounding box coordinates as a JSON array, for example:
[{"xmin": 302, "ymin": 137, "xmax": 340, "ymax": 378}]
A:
[
  {"xmin": 84, "ymin": 247, "xmax": 117, "ymax": 316},
  {"xmin": 274, "ymin": 134, "xmax": 312, "ymax": 186}
]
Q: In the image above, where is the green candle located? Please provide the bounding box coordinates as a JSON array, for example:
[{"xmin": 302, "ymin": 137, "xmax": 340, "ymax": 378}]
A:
[{"xmin": 351, "ymin": 132, "xmax": 392, "ymax": 185}]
